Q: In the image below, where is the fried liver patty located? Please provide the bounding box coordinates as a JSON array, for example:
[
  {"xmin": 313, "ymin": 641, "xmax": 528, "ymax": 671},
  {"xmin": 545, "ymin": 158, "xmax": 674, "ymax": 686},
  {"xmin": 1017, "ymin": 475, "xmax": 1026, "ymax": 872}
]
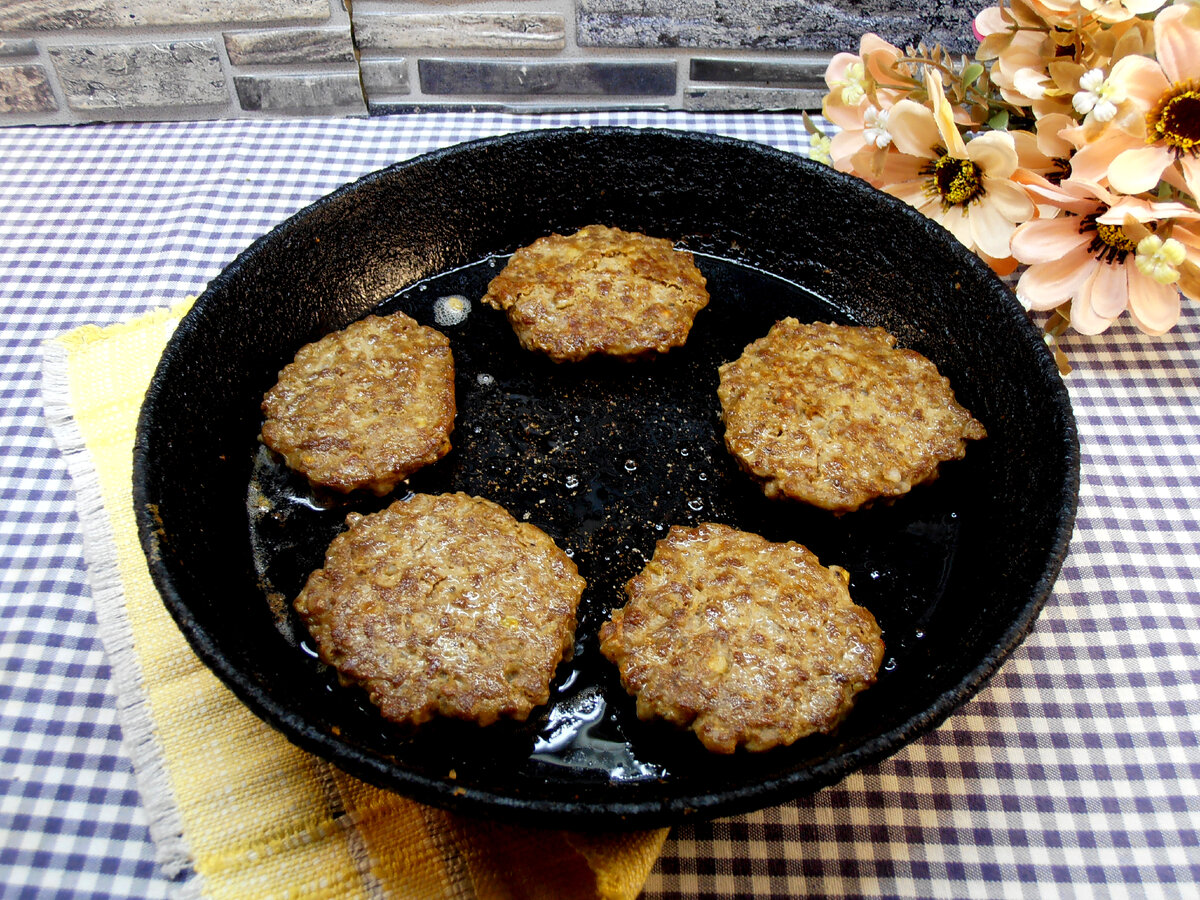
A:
[
  {"xmin": 718, "ymin": 320, "xmax": 987, "ymax": 513},
  {"xmin": 481, "ymin": 224, "xmax": 710, "ymax": 362},
  {"xmin": 599, "ymin": 523, "xmax": 884, "ymax": 753},
  {"xmin": 294, "ymin": 492, "xmax": 585, "ymax": 727},
  {"xmin": 261, "ymin": 311, "xmax": 455, "ymax": 495}
]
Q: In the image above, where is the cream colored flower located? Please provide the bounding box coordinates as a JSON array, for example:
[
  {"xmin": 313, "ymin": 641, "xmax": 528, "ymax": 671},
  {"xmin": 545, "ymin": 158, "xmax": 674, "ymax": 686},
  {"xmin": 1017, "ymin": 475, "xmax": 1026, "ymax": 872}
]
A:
[
  {"xmin": 1072, "ymin": 68, "xmax": 1124, "ymax": 122},
  {"xmin": 809, "ymin": 132, "xmax": 834, "ymax": 166},
  {"xmin": 879, "ymin": 70, "xmax": 1035, "ymax": 268},
  {"xmin": 1135, "ymin": 234, "xmax": 1188, "ymax": 282},
  {"xmin": 863, "ymin": 106, "xmax": 892, "ymax": 149},
  {"xmin": 822, "ymin": 34, "xmax": 909, "ymax": 181}
]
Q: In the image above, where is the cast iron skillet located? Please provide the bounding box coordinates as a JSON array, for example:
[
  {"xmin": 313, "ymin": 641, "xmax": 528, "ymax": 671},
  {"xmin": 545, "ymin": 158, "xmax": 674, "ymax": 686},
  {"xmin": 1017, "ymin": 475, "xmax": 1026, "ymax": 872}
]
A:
[{"xmin": 134, "ymin": 127, "xmax": 1079, "ymax": 829}]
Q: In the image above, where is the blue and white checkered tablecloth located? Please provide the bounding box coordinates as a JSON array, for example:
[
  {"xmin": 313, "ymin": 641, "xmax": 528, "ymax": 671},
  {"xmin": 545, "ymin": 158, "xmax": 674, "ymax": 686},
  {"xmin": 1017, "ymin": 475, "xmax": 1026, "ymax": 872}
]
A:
[{"xmin": 1, "ymin": 111, "xmax": 1197, "ymax": 899}]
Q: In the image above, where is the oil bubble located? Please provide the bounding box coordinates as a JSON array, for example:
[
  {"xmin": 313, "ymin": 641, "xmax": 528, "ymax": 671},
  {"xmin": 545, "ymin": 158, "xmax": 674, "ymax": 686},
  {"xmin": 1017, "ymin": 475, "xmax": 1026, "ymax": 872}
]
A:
[
  {"xmin": 883, "ymin": 657, "xmax": 898, "ymax": 672},
  {"xmin": 698, "ymin": 472, "xmax": 708, "ymax": 481},
  {"xmin": 624, "ymin": 459, "xmax": 638, "ymax": 473},
  {"xmin": 679, "ymin": 447, "xmax": 689, "ymax": 457},
  {"xmin": 564, "ymin": 475, "xmax": 580, "ymax": 489},
  {"xmin": 433, "ymin": 294, "xmax": 471, "ymax": 326},
  {"xmin": 687, "ymin": 499, "xmax": 704, "ymax": 512},
  {"xmin": 476, "ymin": 372, "xmax": 495, "ymax": 386}
]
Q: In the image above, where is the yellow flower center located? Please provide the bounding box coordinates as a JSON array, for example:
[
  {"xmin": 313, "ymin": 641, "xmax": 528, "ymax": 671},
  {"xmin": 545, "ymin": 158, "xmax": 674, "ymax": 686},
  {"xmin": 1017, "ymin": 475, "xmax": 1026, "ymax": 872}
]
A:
[
  {"xmin": 926, "ymin": 155, "xmax": 985, "ymax": 209},
  {"xmin": 1081, "ymin": 213, "xmax": 1138, "ymax": 264},
  {"xmin": 1148, "ymin": 81, "xmax": 1200, "ymax": 156}
]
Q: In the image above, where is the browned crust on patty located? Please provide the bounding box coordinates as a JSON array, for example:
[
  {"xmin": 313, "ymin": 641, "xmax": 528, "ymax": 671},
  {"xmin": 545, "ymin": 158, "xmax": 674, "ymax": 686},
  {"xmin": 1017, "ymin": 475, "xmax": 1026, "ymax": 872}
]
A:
[
  {"xmin": 294, "ymin": 492, "xmax": 585, "ymax": 727},
  {"xmin": 481, "ymin": 225, "xmax": 710, "ymax": 362},
  {"xmin": 261, "ymin": 311, "xmax": 456, "ymax": 495},
  {"xmin": 718, "ymin": 320, "xmax": 987, "ymax": 513},
  {"xmin": 599, "ymin": 523, "xmax": 884, "ymax": 753}
]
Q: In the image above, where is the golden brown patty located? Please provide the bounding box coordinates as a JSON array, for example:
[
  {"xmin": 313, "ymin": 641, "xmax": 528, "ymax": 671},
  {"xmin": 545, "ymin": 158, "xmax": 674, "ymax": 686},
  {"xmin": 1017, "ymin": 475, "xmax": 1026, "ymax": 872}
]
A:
[
  {"xmin": 718, "ymin": 320, "xmax": 987, "ymax": 513},
  {"xmin": 481, "ymin": 224, "xmax": 710, "ymax": 362},
  {"xmin": 261, "ymin": 311, "xmax": 456, "ymax": 495},
  {"xmin": 599, "ymin": 523, "xmax": 884, "ymax": 753},
  {"xmin": 294, "ymin": 492, "xmax": 585, "ymax": 727}
]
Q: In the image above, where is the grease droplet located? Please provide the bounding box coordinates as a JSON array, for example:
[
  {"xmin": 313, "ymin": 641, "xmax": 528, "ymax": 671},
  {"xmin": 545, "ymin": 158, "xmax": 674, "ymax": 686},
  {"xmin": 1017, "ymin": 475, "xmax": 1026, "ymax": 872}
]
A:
[
  {"xmin": 433, "ymin": 294, "xmax": 470, "ymax": 326},
  {"xmin": 624, "ymin": 459, "xmax": 638, "ymax": 473},
  {"xmin": 687, "ymin": 499, "xmax": 704, "ymax": 512},
  {"xmin": 564, "ymin": 475, "xmax": 580, "ymax": 489},
  {"xmin": 883, "ymin": 657, "xmax": 897, "ymax": 672}
]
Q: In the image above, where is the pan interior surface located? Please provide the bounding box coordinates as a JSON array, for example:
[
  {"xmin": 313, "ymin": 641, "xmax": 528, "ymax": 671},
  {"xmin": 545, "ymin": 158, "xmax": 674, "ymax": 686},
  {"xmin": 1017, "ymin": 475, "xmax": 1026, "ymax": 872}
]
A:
[{"xmin": 135, "ymin": 128, "xmax": 1078, "ymax": 827}]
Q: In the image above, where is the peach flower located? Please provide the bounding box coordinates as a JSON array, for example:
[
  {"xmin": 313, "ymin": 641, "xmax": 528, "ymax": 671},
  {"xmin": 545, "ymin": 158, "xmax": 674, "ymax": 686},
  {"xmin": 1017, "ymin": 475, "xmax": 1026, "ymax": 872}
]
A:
[
  {"xmin": 1011, "ymin": 179, "xmax": 1200, "ymax": 333},
  {"xmin": 1064, "ymin": 5, "xmax": 1200, "ymax": 196},
  {"xmin": 823, "ymin": 34, "xmax": 909, "ymax": 179}
]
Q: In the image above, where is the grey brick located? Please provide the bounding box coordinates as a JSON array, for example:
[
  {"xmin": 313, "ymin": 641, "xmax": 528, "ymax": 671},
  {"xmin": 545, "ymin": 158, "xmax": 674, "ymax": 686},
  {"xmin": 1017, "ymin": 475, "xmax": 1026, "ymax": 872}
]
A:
[
  {"xmin": 356, "ymin": 14, "xmax": 565, "ymax": 51},
  {"xmin": 689, "ymin": 58, "xmax": 827, "ymax": 88},
  {"xmin": 419, "ymin": 59, "xmax": 675, "ymax": 96},
  {"xmin": 685, "ymin": 85, "xmax": 823, "ymax": 111},
  {"xmin": 361, "ymin": 60, "xmax": 410, "ymax": 94},
  {"xmin": 224, "ymin": 27, "xmax": 355, "ymax": 65},
  {"xmin": 0, "ymin": 40, "xmax": 39, "ymax": 59},
  {"xmin": 0, "ymin": 65, "xmax": 57, "ymax": 113},
  {"xmin": 49, "ymin": 40, "xmax": 226, "ymax": 111},
  {"xmin": 234, "ymin": 73, "xmax": 365, "ymax": 112},
  {"xmin": 0, "ymin": 0, "xmax": 331, "ymax": 31},
  {"xmin": 578, "ymin": 0, "xmax": 979, "ymax": 55}
]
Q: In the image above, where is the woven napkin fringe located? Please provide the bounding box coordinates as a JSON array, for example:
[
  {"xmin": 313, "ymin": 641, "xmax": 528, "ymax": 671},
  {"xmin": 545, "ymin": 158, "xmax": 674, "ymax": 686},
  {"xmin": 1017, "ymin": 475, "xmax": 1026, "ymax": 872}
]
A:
[{"xmin": 42, "ymin": 320, "xmax": 195, "ymax": 880}]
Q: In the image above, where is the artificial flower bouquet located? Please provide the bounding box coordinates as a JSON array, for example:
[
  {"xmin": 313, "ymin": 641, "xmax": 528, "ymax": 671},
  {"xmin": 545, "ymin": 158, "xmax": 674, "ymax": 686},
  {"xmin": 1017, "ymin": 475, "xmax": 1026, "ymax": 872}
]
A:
[{"xmin": 812, "ymin": 0, "xmax": 1200, "ymax": 371}]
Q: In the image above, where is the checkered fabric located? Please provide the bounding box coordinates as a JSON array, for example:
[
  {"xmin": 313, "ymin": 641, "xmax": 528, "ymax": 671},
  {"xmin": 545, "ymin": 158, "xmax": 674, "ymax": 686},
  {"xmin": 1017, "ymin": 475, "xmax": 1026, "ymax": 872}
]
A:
[{"xmin": 2, "ymin": 111, "xmax": 1198, "ymax": 899}]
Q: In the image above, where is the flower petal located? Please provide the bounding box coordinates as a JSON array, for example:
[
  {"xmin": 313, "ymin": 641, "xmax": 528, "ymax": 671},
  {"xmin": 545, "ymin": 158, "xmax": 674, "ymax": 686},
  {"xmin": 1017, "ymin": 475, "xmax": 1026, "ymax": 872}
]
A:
[
  {"xmin": 861, "ymin": 33, "xmax": 907, "ymax": 87},
  {"xmin": 824, "ymin": 100, "xmax": 866, "ymax": 131},
  {"xmin": 1108, "ymin": 54, "xmax": 1171, "ymax": 109},
  {"xmin": 936, "ymin": 204, "xmax": 975, "ymax": 248},
  {"xmin": 1087, "ymin": 259, "xmax": 1132, "ymax": 318},
  {"xmin": 1071, "ymin": 268, "xmax": 1120, "ymax": 333},
  {"xmin": 981, "ymin": 177, "xmax": 1036, "ymax": 222},
  {"xmin": 886, "ymin": 100, "xmax": 941, "ymax": 158},
  {"xmin": 1127, "ymin": 270, "xmax": 1182, "ymax": 333},
  {"xmin": 883, "ymin": 178, "xmax": 931, "ymax": 210},
  {"xmin": 966, "ymin": 131, "xmax": 1019, "ymax": 179},
  {"xmin": 1011, "ymin": 217, "xmax": 1091, "ymax": 264},
  {"xmin": 1035, "ymin": 113, "xmax": 1075, "ymax": 159},
  {"xmin": 928, "ymin": 70, "xmax": 967, "ymax": 158},
  {"xmin": 1154, "ymin": 4, "xmax": 1200, "ymax": 85},
  {"xmin": 969, "ymin": 198, "xmax": 1020, "ymax": 259},
  {"xmin": 1016, "ymin": 245, "xmax": 1096, "ymax": 309},
  {"xmin": 1064, "ymin": 129, "xmax": 1141, "ymax": 183},
  {"xmin": 1178, "ymin": 155, "xmax": 1200, "ymax": 199},
  {"xmin": 1108, "ymin": 145, "xmax": 1173, "ymax": 194},
  {"xmin": 824, "ymin": 51, "xmax": 862, "ymax": 87}
]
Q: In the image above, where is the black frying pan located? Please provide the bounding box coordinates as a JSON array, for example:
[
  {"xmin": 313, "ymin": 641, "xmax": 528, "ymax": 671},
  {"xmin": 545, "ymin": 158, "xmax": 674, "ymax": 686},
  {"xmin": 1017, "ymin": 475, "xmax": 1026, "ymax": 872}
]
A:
[{"xmin": 133, "ymin": 127, "xmax": 1079, "ymax": 828}]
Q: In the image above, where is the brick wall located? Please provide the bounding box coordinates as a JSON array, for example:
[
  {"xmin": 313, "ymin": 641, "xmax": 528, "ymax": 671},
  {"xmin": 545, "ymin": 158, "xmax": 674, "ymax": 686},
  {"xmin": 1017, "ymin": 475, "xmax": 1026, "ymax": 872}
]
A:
[{"xmin": 0, "ymin": 1, "xmax": 982, "ymax": 125}]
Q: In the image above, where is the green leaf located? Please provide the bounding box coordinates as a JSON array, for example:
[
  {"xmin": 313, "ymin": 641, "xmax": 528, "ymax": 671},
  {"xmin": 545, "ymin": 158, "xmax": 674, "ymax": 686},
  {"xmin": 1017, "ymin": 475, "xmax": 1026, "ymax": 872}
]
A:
[
  {"xmin": 987, "ymin": 109, "xmax": 1010, "ymax": 130},
  {"xmin": 961, "ymin": 62, "xmax": 985, "ymax": 89}
]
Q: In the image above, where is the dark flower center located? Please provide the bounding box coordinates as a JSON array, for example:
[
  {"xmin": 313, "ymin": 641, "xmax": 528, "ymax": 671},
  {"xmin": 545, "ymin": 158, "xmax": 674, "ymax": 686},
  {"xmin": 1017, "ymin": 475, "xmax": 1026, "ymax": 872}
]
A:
[
  {"xmin": 1149, "ymin": 82, "xmax": 1200, "ymax": 156},
  {"xmin": 924, "ymin": 155, "xmax": 985, "ymax": 209}
]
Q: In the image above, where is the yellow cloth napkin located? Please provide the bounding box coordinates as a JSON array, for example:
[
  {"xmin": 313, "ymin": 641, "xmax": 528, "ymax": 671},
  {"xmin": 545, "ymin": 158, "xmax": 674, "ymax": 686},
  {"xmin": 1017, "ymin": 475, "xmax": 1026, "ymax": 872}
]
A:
[{"xmin": 43, "ymin": 301, "xmax": 669, "ymax": 900}]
